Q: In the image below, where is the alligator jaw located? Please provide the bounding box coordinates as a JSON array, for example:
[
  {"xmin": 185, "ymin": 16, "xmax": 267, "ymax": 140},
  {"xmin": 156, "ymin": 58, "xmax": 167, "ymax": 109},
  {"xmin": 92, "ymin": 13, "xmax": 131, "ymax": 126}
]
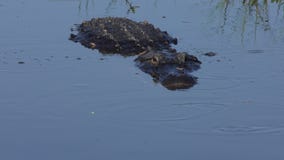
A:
[{"xmin": 161, "ymin": 74, "xmax": 198, "ymax": 90}]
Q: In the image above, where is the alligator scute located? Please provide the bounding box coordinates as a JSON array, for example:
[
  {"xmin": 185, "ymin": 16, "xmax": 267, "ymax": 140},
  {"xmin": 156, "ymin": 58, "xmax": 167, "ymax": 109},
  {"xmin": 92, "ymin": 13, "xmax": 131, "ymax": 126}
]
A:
[{"xmin": 70, "ymin": 17, "xmax": 201, "ymax": 90}]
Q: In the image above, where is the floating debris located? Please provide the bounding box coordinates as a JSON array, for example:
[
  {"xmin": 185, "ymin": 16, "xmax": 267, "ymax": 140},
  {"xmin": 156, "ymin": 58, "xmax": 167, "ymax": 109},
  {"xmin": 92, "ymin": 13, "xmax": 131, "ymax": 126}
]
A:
[{"xmin": 203, "ymin": 52, "xmax": 217, "ymax": 57}]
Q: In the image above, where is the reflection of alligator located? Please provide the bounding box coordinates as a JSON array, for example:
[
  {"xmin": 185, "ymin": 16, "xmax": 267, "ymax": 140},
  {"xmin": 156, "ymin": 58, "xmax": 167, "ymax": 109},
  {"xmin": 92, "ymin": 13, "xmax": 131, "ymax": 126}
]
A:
[{"xmin": 70, "ymin": 17, "xmax": 201, "ymax": 90}]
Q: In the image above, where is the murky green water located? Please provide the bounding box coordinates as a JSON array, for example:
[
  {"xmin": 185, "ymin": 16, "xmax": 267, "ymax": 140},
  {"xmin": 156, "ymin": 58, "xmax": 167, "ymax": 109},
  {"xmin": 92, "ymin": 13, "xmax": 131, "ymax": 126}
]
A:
[{"xmin": 1, "ymin": 0, "xmax": 284, "ymax": 159}]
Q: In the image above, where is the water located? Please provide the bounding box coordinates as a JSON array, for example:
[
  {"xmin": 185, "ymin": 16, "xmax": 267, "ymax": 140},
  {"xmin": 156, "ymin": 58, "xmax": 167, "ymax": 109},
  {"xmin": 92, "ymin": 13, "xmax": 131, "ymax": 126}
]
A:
[{"xmin": 1, "ymin": 0, "xmax": 284, "ymax": 159}]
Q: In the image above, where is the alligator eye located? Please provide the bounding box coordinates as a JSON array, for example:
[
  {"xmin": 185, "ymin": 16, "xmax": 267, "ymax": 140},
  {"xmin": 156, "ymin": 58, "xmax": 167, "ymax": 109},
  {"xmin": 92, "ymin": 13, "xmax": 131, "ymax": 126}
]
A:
[{"xmin": 151, "ymin": 56, "xmax": 159, "ymax": 65}]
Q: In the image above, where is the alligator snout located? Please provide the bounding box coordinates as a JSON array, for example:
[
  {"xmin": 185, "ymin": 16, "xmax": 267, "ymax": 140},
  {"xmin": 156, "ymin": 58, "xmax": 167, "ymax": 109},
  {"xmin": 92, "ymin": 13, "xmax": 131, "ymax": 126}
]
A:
[{"xmin": 135, "ymin": 49, "xmax": 201, "ymax": 90}]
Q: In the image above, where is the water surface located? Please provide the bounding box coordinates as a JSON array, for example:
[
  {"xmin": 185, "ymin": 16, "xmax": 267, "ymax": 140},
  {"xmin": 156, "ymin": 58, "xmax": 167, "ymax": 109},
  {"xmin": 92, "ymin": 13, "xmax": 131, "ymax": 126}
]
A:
[{"xmin": 0, "ymin": 0, "xmax": 284, "ymax": 160}]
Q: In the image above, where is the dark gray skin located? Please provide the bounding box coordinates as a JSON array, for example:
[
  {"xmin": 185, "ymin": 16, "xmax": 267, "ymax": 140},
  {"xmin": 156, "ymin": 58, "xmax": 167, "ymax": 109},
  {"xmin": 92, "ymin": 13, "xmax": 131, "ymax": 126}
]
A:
[
  {"xmin": 70, "ymin": 17, "xmax": 201, "ymax": 90},
  {"xmin": 70, "ymin": 17, "xmax": 177, "ymax": 56},
  {"xmin": 135, "ymin": 49, "xmax": 201, "ymax": 90}
]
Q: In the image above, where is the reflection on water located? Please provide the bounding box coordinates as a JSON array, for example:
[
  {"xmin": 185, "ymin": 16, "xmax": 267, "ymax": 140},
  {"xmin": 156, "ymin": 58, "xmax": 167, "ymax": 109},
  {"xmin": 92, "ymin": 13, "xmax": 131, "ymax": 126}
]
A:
[
  {"xmin": 78, "ymin": 0, "xmax": 94, "ymax": 14},
  {"xmin": 125, "ymin": 0, "xmax": 140, "ymax": 14},
  {"xmin": 214, "ymin": 0, "xmax": 284, "ymax": 43},
  {"xmin": 77, "ymin": 0, "xmax": 139, "ymax": 14},
  {"xmin": 243, "ymin": 0, "xmax": 284, "ymax": 6},
  {"xmin": 76, "ymin": 0, "xmax": 284, "ymax": 44},
  {"xmin": 106, "ymin": 0, "xmax": 139, "ymax": 14}
]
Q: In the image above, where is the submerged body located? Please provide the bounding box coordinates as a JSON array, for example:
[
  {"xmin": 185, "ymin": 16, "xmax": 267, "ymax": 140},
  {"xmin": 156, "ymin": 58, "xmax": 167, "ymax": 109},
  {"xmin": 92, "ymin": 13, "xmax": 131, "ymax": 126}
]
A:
[{"xmin": 70, "ymin": 17, "xmax": 201, "ymax": 90}]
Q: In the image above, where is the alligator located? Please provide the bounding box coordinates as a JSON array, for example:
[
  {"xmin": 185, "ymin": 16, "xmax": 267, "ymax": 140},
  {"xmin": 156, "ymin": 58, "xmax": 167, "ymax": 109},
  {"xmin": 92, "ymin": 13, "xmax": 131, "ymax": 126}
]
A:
[{"xmin": 69, "ymin": 17, "xmax": 201, "ymax": 90}]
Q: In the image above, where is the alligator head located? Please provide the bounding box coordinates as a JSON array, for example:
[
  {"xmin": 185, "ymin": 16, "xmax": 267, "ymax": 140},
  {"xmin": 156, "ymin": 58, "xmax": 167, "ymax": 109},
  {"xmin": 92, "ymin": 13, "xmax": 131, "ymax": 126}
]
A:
[{"xmin": 135, "ymin": 49, "xmax": 201, "ymax": 90}]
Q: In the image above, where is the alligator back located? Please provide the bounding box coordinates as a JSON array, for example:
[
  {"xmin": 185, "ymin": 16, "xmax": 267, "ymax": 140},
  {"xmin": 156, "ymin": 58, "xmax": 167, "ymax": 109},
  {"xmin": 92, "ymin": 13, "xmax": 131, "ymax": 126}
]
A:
[{"xmin": 70, "ymin": 17, "xmax": 177, "ymax": 56}]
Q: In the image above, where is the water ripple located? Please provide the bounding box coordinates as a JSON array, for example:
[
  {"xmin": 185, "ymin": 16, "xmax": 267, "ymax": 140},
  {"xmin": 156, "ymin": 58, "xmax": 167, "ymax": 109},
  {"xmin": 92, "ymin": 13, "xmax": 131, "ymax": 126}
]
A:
[
  {"xmin": 214, "ymin": 125, "xmax": 284, "ymax": 135},
  {"xmin": 196, "ymin": 75, "xmax": 242, "ymax": 90},
  {"xmin": 144, "ymin": 102, "xmax": 228, "ymax": 122}
]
